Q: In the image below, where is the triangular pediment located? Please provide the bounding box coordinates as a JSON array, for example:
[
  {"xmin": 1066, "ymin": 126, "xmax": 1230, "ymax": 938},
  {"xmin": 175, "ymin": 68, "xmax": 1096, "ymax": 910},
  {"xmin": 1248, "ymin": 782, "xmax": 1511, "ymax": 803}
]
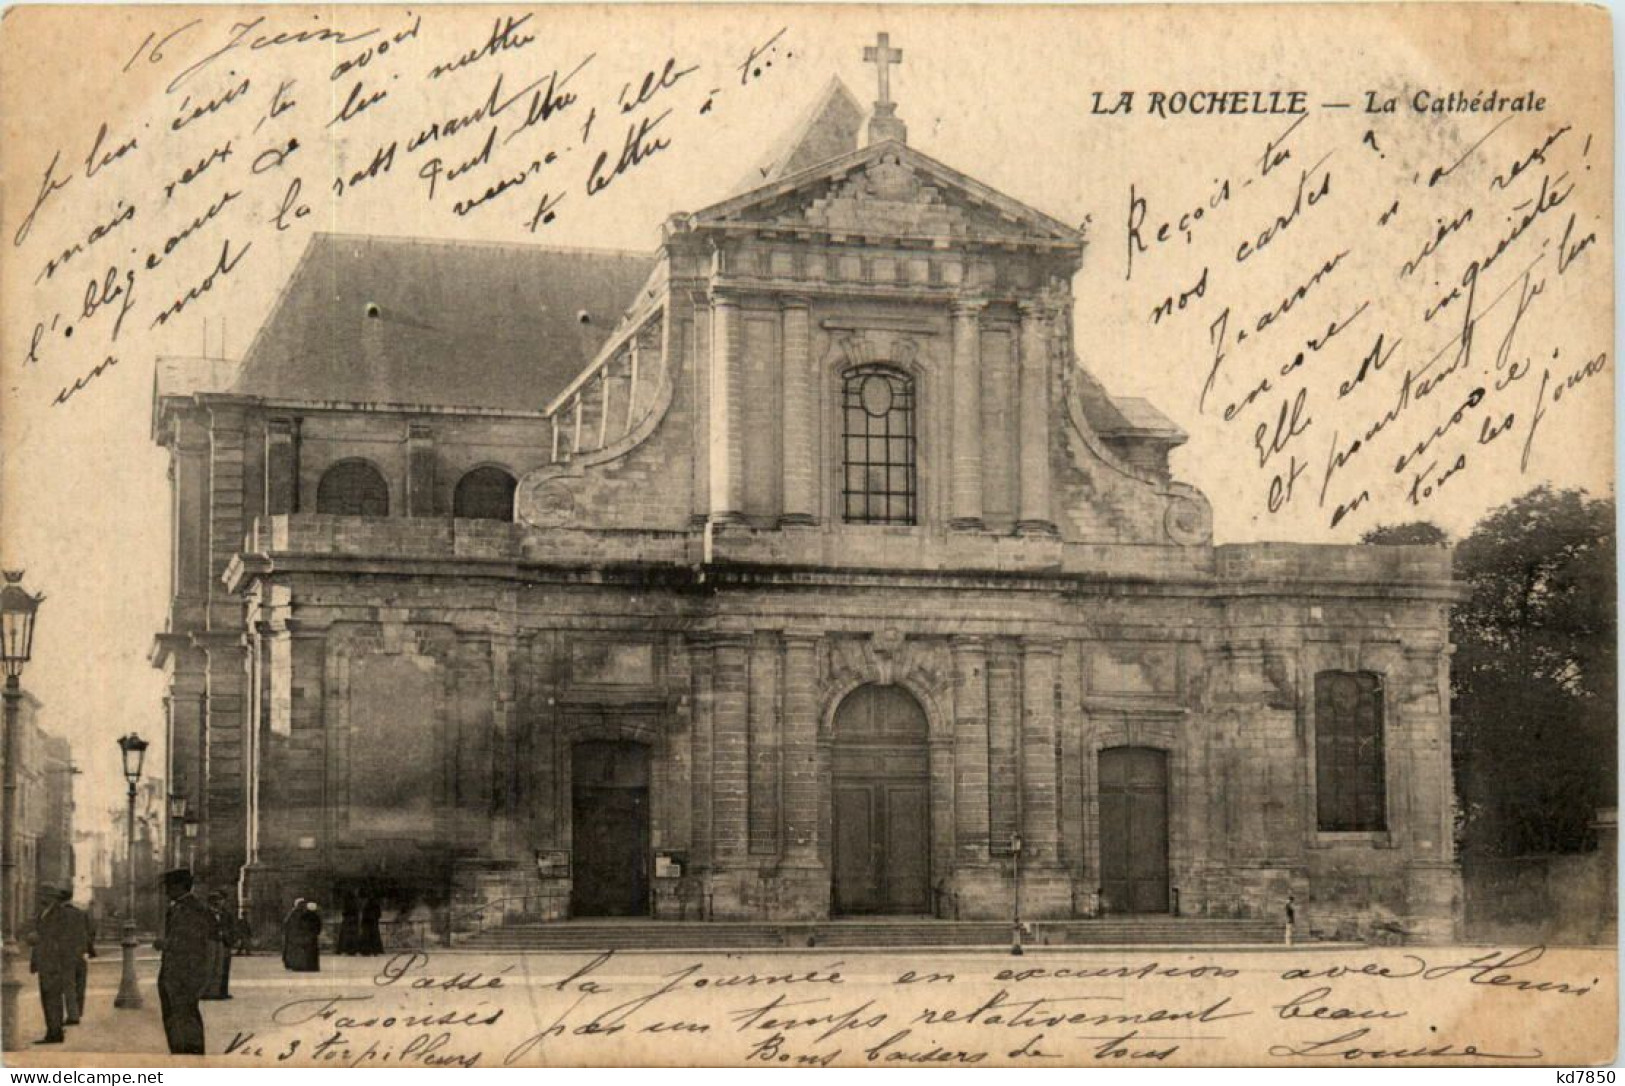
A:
[{"xmin": 694, "ymin": 141, "xmax": 1083, "ymax": 249}]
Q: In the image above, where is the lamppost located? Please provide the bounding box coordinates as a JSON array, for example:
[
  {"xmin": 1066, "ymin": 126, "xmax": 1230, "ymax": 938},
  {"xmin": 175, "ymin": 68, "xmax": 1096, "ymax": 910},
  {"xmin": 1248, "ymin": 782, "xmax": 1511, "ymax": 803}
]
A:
[
  {"xmin": 114, "ymin": 732, "xmax": 148, "ymax": 1010},
  {"xmin": 1009, "ymin": 832, "xmax": 1024, "ymax": 957},
  {"xmin": 1, "ymin": 571, "xmax": 43, "ymax": 1051},
  {"xmin": 168, "ymin": 793, "xmax": 188, "ymax": 869},
  {"xmin": 183, "ymin": 817, "xmax": 199, "ymax": 871}
]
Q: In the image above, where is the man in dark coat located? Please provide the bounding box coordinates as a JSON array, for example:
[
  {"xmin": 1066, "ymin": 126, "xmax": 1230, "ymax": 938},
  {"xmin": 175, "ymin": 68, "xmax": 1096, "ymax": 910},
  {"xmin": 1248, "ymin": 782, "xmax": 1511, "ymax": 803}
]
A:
[
  {"xmin": 202, "ymin": 892, "xmax": 233, "ymax": 999},
  {"xmin": 27, "ymin": 886, "xmax": 76, "ymax": 1043},
  {"xmin": 155, "ymin": 868, "xmax": 213, "ymax": 1055},
  {"xmin": 55, "ymin": 889, "xmax": 94, "ymax": 1025}
]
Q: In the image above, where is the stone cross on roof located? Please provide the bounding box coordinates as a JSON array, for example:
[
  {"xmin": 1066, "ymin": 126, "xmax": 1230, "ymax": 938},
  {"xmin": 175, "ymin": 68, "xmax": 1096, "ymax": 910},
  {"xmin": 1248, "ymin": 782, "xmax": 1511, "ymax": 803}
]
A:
[
  {"xmin": 863, "ymin": 32, "xmax": 908, "ymax": 144},
  {"xmin": 863, "ymin": 32, "xmax": 902, "ymax": 109}
]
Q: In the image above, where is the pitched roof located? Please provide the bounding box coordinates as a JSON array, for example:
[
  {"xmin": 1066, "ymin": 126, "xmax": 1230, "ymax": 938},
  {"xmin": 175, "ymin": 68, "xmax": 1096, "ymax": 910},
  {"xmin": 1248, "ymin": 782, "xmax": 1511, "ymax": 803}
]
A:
[
  {"xmin": 231, "ymin": 234, "xmax": 655, "ymax": 410},
  {"xmin": 731, "ymin": 78, "xmax": 865, "ymax": 195}
]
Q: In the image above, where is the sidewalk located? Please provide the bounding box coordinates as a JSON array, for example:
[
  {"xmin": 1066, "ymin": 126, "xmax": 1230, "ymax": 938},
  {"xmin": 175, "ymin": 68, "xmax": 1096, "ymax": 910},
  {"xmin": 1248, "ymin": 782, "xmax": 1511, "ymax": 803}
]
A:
[
  {"xmin": 9, "ymin": 954, "xmax": 329, "ymax": 1058},
  {"xmin": 11, "ymin": 958, "xmax": 169, "ymax": 1057}
]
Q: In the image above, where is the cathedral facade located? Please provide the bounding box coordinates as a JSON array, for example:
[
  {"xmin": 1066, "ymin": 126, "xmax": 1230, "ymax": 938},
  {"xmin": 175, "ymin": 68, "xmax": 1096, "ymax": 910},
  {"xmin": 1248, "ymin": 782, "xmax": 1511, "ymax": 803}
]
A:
[{"xmin": 152, "ymin": 50, "xmax": 1462, "ymax": 942}]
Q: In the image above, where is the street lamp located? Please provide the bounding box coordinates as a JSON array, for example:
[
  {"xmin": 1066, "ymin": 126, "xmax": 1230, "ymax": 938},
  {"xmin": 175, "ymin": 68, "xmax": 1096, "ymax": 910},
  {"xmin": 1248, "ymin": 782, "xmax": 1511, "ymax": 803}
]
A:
[
  {"xmin": 114, "ymin": 732, "xmax": 148, "ymax": 1010},
  {"xmin": 0, "ymin": 570, "xmax": 44, "ymax": 1052},
  {"xmin": 1009, "ymin": 832, "xmax": 1024, "ymax": 957},
  {"xmin": 183, "ymin": 817, "xmax": 199, "ymax": 872},
  {"xmin": 168, "ymin": 793, "xmax": 188, "ymax": 868}
]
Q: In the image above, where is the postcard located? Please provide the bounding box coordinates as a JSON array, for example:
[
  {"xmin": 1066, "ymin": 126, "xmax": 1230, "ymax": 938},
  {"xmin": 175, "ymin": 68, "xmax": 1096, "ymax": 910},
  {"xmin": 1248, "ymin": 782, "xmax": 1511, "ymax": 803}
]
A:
[{"xmin": 0, "ymin": 2, "xmax": 1613, "ymax": 1067}]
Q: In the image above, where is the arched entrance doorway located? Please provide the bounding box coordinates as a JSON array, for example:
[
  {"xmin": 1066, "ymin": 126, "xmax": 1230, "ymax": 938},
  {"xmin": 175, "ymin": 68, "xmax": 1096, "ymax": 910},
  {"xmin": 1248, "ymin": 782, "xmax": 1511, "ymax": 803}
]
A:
[
  {"xmin": 571, "ymin": 740, "xmax": 650, "ymax": 917},
  {"xmin": 1098, "ymin": 746, "xmax": 1170, "ymax": 914},
  {"xmin": 831, "ymin": 684, "xmax": 930, "ymax": 915}
]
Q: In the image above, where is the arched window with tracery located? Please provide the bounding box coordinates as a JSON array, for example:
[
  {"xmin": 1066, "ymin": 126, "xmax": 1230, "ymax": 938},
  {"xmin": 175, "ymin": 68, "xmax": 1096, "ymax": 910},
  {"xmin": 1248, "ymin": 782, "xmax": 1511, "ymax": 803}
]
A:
[
  {"xmin": 315, "ymin": 460, "xmax": 389, "ymax": 517},
  {"xmin": 841, "ymin": 365, "xmax": 916, "ymax": 525},
  {"xmin": 453, "ymin": 466, "xmax": 517, "ymax": 521}
]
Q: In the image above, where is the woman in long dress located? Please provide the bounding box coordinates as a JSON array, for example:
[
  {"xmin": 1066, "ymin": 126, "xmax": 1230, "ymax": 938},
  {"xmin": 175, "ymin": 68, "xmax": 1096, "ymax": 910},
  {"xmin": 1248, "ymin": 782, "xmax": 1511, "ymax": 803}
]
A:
[
  {"xmin": 280, "ymin": 898, "xmax": 305, "ymax": 971},
  {"xmin": 337, "ymin": 895, "xmax": 360, "ymax": 955},
  {"xmin": 359, "ymin": 898, "xmax": 384, "ymax": 956},
  {"xmin": 298, "ymin": 901, "xmax": 323, "ymax": 972}
]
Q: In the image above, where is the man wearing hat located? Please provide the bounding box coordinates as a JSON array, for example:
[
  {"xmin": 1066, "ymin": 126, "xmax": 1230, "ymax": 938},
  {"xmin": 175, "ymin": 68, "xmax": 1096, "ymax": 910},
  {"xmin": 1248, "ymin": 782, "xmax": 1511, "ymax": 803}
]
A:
[
  {"xmin": 69, "ymin": 895, "xmax": 96, "ymax": 1024},
  {"xmin": 27, "ymin": 885, "xmax": 77, "ymax": 1044},
  {"xmin": 53, "ymin": 888, "xmax": 93, "ymax": 1025},
  {"xmin": 155, "ymin": 868, "xmax": 213, "ymax": 1055}
]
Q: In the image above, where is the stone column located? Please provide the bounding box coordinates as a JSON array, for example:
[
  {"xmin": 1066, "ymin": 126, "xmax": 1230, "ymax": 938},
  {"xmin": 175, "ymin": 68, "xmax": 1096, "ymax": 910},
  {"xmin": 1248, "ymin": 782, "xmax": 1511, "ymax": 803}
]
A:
[
  {"xmin": 710, "ymin": 635, "xmax": 750, "ymax": 862},
  {"xmin": 1016, "ymin": 301, "xmax": 1055, "ymax": 534},
  {"xmin": 264, "ymin": 417, "xmax": 300, "ymax": 515},
  {"xmin": 1021, "ymin": 637, "xmax": 1061, "ymax": 863},
  {"xmin": 950, "ymin": 298, "xmax": 985, "ymax": 529},
  {"xmin": 952, "ymin": 637, "xmax": 990, "ymax": 861},
  {"xmin": 780, "ymin": 299, "xmax": 817, "ymax": 525},
  {"xmin": 781, "ymin": 631, "xmax": 821, "ymax": 866},
  {"xmin": 708, "ymin": 294, "xmax": 745, "ymax": 521}
]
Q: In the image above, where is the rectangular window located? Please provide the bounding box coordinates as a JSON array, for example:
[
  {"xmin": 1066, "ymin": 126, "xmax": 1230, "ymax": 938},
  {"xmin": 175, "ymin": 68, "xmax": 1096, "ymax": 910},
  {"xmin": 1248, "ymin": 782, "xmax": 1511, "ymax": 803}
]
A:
[{"xmin": 1315, "ymin": 670, "xmax": 1387, "ymax": 832}]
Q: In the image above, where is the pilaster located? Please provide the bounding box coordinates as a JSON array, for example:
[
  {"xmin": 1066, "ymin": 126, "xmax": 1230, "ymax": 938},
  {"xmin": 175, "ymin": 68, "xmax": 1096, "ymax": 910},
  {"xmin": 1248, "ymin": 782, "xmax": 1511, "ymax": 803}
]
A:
[
  {"xmin": 781, "ymin": 631, "xmax": 821, "ymax": 867},
  {"xmin": 951, "ymin": 636, "xmax": 990, "ymax": 861},
  {"xmin": 709, "ymin": 635, "xmax": 750, "ymax": 863},
  {"xmin": 780, "ymin": 299, "xmax": 818, "ymax": 525},
  {"xmin": 407, "ymin": 422, "xmax": 437, "ymax": 516},
  {"xmin": 950, "ymin": 298, "xmax": 986, "ymax": 529},
  {"xmin": 747, "ymin": 634, "xmax": 780, "ymax": 857},
  {"xmin": 1016, "ymin": 301, "xmax": 1055, "ymax": 535},
  {"xmin": 1020, "ymin": 637, "xmax": 1062, "ymax": 863},
  {"xmin": 264, "ymin": 417, "xmax": 300, "ymax": 516}
]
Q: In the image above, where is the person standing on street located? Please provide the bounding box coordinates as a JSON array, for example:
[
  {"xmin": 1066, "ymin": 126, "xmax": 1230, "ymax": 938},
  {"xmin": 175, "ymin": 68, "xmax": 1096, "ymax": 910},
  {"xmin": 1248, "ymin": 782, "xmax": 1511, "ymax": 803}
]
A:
[
  {"xmin": 359, "ymin": 897, "xmax": 384, "ymax": 956},
  {"xmin": 289, "ymin": 901, "xmax": 323, "ymax": 972},
  {"xmin": 156, "ymin": 868, "xmax": 213, "ymax": 1055},
  {"xmin": 338, "ymin": 893, "xmax": 360, "ymax": 956},
  {"xmin": 281, "ymin": 898, "xmax": 305, "ymax": 971},
  {"xmin": 202, "ymin": 891, "xmax": 234, "ymax": 999},
  {"xmin": 26, "ymin": 886, "xmax": 75, "ymax": 1044},
  {"xmin": 56, "ymin": 888, "xmax": 93, "ymax": 1025}
]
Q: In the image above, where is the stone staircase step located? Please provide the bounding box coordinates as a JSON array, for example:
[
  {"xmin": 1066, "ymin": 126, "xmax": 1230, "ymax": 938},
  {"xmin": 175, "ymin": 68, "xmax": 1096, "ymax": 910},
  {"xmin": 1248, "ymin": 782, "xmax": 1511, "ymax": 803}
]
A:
[{"xmin": 454, "ymin": 916, "xmax": 1286, "ymax": 951}]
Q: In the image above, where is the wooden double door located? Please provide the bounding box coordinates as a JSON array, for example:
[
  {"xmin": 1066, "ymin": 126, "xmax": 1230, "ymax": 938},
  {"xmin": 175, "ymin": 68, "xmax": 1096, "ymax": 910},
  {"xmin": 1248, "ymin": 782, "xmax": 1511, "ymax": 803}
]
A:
[
  {"xmin": 1098, "ymin": 746, "xmax": 1170, "ymax": 914},
  {"xmin": 832, "ymin": 685, "xmax": 931, "ymax": 915},
  {"xmin": 571, "ymin": 740, "xmax": 650, "ymax": 917}
]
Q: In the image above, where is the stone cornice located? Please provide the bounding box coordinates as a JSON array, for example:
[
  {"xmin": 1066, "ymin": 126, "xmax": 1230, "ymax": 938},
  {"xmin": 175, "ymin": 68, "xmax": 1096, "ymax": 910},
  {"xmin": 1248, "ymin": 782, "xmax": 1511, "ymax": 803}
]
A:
[{"xmin": 224, "ymin": 547, "xmax": 1464, "ymax": 604}]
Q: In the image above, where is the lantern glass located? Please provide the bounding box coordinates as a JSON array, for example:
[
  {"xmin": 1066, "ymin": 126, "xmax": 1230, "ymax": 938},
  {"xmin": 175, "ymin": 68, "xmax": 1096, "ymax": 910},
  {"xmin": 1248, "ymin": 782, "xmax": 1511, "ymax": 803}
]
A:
[
  {"xmin": 0, "ymin": 572, "xmax": 42, "ymax": 678},
  {"xmin": 118, "ymin": 732, "xmax": 149, "ymax": 784},
  {"xmin": 169, "ymin": 793, "xmax": 187, "ymax": 820},
  {"xmin": 183, "ymin": 818, "xmax": 199, "ymax": 840}
]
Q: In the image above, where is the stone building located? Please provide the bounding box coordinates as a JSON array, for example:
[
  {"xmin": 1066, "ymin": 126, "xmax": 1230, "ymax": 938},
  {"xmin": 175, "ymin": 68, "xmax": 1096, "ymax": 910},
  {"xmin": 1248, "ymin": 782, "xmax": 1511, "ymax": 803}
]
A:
[
  {"xmin": 151, "ymin": 42, "xmax": 1462, "ymax": 941},
  {"xmin": 7, "ymin": 693, "xmax": 76, "ymax": 911}
]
